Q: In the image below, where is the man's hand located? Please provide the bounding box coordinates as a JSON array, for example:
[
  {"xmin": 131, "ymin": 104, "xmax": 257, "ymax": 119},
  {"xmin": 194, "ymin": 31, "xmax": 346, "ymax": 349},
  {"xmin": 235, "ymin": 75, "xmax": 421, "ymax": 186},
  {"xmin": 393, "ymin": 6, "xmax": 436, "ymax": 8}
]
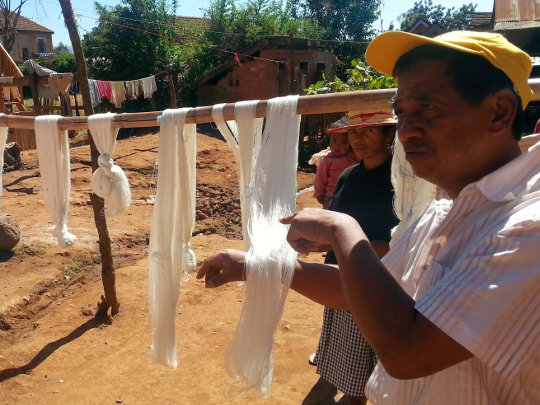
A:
[
  {"xmin": 196, "ymin": 249, "xmax": 246, "ymax": 288},
  {"xmin": 280, "ymin": 208, "xmax": 357, "ymax": 255}
]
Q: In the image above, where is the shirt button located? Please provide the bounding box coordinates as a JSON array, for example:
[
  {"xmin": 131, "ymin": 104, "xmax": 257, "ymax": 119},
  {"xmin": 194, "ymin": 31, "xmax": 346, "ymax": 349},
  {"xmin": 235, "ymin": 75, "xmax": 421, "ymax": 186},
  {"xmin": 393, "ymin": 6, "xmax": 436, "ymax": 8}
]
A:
[{"xmin": 422, "ymin": 264, "xmax": 428, "ymax": 271}]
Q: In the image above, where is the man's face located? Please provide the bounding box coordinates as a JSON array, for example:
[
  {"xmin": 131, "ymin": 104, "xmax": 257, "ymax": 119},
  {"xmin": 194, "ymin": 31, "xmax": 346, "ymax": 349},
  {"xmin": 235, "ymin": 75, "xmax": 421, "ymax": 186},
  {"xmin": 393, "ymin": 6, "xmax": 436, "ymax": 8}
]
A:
[{"xmin": 392, "ymin": 59, "xmax": 494, "ymax": 196}]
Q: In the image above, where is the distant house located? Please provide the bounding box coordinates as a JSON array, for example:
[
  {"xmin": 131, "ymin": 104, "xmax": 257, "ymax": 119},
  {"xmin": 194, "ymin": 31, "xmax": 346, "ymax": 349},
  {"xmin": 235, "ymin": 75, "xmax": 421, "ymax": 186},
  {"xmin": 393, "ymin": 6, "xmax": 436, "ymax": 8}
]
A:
[
  {"xmin": 468, "ymin": 12, "xmax": 494, "ymax": 31},
  {"xmin": 190, "ymin": 36, "xmax": 337, "ymax": 106},
  {"xmin": 407, "ymin": 17, "xmax": 446, "ymax": 37},
  {"xmin": 0, "ymin": 13, "xmax": 54, "ymax": 63},
  {"xmin": 493, "ymin": 0, "xmax": 540, "ymax": 56}
]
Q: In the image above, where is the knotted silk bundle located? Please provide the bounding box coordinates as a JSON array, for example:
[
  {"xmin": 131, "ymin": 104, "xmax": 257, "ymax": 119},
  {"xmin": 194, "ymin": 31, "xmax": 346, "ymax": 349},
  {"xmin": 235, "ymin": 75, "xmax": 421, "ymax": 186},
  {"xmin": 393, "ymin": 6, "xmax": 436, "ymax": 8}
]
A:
[
  {"xmin": 88, "ymin": 113, "xmax": 131, "ymax": 217},
  {"xmin": 212, "ymin": 101, "xmax": 263, "ymax": 250},
  {"xmin": 0, "ymin": 114, "xmax": 8, "ymax": 199},
  {"xmin": 34, "ymin": 115, "xmax": 77, "ymax": 247},
  {"xmin": 148, "ymin": 108, "xmax": 197, "ymax": 368},
  {"xmin": 226, "ymin": 95, "xmax": 301, "ymax": 395}
]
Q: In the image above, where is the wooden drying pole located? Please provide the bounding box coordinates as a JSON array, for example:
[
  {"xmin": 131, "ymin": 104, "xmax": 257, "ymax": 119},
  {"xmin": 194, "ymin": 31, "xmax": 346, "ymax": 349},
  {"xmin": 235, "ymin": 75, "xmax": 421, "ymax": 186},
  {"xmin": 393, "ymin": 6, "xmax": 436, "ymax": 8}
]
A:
[
  {"xmin": 3, "ymin": 77, "xmax": 540, "ymax": 130},
  {"xmin": 58, "ymin": 0, "xmax": 119, "ymax": 317}
]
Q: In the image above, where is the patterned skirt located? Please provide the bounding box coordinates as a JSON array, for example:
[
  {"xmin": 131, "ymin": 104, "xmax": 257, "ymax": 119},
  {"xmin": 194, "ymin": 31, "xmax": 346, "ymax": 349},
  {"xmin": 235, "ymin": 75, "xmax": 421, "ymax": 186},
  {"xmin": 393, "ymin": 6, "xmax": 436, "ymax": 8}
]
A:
[{"xmin": 315, "ymin": 307, "xmax": 377, "ymax": 397}]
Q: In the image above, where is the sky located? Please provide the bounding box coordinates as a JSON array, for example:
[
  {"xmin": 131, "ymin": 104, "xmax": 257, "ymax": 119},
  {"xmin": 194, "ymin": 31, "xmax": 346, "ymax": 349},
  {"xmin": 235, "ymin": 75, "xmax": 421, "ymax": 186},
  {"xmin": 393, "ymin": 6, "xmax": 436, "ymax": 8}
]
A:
[{"xmin": 25, "ymin": 0, "xmax": 495, "ymax": 47}]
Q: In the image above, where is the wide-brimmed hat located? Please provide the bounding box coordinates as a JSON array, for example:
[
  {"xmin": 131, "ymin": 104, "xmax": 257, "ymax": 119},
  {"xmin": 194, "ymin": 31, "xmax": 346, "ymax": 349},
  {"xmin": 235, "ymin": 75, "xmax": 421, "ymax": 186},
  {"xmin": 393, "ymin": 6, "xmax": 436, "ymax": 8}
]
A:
[
  {"xmin": 327, "ymin": 111, "xmax": 397, "ymax": 134},
  {"xmin": 365, "ymin": 30, "xmax": 533, "ymax": 108}
]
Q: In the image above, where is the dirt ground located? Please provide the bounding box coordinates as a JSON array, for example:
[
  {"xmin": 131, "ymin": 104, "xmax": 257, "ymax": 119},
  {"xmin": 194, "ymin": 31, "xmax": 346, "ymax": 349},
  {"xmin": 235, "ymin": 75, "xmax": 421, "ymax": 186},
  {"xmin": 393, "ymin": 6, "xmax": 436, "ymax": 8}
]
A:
[{"xmin": 0, "ymin": 130, "xmax": 353, "ymax": 404}]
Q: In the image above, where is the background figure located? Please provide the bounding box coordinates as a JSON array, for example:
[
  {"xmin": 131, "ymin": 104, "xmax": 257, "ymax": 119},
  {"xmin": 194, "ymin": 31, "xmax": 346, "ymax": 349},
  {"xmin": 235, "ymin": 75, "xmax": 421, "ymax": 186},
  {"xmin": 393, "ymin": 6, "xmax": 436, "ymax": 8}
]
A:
[
  {"xmin": 312, "ymin": 127, "xmax": 358, "ymax": 209},
  {"xmin": 314, "ymin": 111, "xmax": 399, "ymax": 405}
]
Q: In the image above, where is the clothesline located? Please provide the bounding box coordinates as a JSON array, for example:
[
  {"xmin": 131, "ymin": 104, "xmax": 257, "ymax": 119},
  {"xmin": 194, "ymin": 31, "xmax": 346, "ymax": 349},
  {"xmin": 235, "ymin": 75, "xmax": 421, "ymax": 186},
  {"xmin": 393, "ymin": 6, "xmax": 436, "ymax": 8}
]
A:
[{"xmin": 1, "ymin": 78, "xmax": 539, "ymax": 130}]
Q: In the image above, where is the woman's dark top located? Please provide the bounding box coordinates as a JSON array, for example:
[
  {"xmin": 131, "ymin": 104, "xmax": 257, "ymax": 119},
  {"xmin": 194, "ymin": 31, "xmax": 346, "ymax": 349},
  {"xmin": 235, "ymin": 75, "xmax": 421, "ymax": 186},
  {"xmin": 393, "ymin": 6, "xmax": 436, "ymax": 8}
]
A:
[{"xmin": 325, "ymin": 158, "xmax": 399, "ymax": 265}]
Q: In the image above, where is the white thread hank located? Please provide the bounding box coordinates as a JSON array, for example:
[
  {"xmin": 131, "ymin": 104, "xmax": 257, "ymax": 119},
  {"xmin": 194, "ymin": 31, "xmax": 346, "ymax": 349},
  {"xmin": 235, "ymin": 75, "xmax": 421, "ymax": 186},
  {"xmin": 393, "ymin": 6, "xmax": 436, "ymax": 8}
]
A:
[
  {"xmin": 212, "ymin": 101, "xmax": 263, "ymax": 250},
  {"xmin": 226, "ymin": 95, "xmax": 300, "ymax": 395},
  {"xmin": 88, "ymin": 113, "xmax": 132, "ymax": 217},
  {"xmin": 0, "ymin": 113, "xmax": 8, "ymax": 199},
  {"xmin": 148, "ymin": 108, "xmax": 197, "ymax": 368},
  {"xmin": 390, "ymin": 137, "xmax": 434, "ymax": 246},
  {"xmin": 34, "ymin": 115, "xmax": 76, "ymax": 247}
]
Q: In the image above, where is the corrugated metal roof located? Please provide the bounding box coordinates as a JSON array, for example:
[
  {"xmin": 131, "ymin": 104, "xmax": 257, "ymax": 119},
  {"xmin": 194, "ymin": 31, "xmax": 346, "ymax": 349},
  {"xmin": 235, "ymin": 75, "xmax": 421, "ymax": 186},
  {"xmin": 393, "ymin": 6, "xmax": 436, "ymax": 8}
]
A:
[
  {"xmin": 494, "ymin": 0, "xmax": 540, "ymax": 30},
  {"xmin": 470, "ymin": 12, "xmax": 493, "ymax": 28}
]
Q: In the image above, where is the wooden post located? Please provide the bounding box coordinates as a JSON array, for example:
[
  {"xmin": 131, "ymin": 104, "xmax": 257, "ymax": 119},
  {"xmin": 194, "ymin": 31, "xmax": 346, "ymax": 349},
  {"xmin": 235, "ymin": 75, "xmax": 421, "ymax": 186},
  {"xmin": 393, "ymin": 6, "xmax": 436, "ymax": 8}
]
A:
[
  {"xmin": 166, "ymin": 61, "xmax": 177, "ymax": 109},
  {"xmin": 29, "ymin": 72, "xmax": 42, "ymax": 115},
  {"xmin": 58, "ymin": 0, "xmax": 119, "ymax": 317}
]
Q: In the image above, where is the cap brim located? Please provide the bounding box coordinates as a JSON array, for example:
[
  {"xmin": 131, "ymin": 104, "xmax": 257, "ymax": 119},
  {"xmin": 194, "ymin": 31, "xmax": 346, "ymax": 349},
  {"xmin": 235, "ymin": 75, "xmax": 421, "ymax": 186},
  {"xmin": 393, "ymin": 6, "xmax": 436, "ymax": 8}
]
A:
[{"xmin": 327, "ymin": 121, "xmax": 396, "ymax": 134}]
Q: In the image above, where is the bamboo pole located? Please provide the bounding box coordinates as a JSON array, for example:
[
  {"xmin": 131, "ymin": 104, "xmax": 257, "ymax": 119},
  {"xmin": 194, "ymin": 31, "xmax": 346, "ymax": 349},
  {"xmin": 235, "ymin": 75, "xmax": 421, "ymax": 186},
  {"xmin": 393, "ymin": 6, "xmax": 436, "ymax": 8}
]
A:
[
  {"xmin": 58, "ymin": 0, "xmax": 119, "ymax": 317},
  {"xmin": 2, "ymin": 78, "xmax": 540, "ymax": 130}
]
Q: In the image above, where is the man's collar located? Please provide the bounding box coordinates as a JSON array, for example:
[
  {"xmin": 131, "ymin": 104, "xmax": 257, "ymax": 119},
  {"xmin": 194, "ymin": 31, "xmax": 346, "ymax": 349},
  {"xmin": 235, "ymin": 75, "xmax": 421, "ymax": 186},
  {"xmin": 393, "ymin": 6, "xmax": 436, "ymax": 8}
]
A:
[{"xmin": 435, "ymin": 139, "xmax": 540, "ymax": 203}]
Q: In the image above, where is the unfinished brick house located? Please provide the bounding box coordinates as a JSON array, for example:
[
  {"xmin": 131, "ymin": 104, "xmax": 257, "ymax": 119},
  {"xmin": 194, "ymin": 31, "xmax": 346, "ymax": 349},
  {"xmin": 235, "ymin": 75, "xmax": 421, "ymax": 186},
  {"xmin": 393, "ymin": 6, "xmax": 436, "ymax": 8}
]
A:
[{"xmin": 191, "ymin": 36, "xmax": 337, "ymax": 106}]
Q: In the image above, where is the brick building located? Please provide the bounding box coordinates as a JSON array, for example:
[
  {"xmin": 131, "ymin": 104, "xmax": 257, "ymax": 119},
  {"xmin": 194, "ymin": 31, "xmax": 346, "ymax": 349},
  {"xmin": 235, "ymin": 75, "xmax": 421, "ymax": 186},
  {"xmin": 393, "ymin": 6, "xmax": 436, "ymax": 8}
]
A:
[
  {"xmin": 191, "ymin": 36, "xmax": 337, "ymax": 106},
  {"xmin": 0, "ymin": 13, "xmax": 54, "ymax": 63}
]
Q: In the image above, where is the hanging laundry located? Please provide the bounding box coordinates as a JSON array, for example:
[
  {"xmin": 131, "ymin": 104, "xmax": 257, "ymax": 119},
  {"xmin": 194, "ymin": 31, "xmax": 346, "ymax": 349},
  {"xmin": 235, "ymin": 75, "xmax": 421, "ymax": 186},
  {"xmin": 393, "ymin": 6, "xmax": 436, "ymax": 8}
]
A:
[
  {"xmin": 124, "ymin": 80, "xmax": 142, "ymax": 100},
  {"xmin": 24, "ymin": 60, "xmax": 55, "ymax": 99},
  {"xmin": 68, "ymin": 82, "xmax": 80, "ymax": 116},
  {"xmin": 48, "ymin": 73, "xmax": 73, "ymax": 100},
  {"xmin": 96, "ymin": 80, "xmax": 113, "ymax": 99},
  {"xmin": 88, "ymin": 79, "xmax": 101, "ymax": 108},
  {"xmin": 110, "ymin": 81, "xmax": 126, "ymax": 108},
  {"xmin": 34, "ymin": 115, "xmax": 77, "ymax": 247},
  {"xmin": 2, "ymin": 87, "xmax": 19, "ymax": 100},
  {"xmin": 141, "ymin": 75, "xmax": 157, "ymax": 98},
  {"xmin": 148, "ymin": 108, "xmax": 197, "ymax": 368}
]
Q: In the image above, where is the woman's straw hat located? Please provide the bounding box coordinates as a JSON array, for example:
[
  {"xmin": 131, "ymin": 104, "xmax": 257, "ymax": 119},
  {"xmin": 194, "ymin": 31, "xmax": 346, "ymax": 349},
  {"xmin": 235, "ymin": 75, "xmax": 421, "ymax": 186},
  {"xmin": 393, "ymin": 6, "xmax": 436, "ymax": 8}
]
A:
[{"xmin": 327, "ymin": 111, "xmax": 397, "ymax": 134}]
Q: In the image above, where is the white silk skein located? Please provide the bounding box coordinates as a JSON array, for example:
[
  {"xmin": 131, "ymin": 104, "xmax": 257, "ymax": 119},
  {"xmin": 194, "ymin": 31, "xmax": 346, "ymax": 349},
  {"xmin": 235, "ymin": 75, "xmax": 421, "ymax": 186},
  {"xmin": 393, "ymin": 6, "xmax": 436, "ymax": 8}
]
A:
[
  {"xmin": 0, "ymin": 113, "xmax": 8, "ymax": 199},
  {"xmin": 226, "ymin": 95, "xmax": 300, "ymax": 395},
  {"xmin": 148, "ymin": 108, "xmax": 197, "ymax": 368},
  {"xmin": 212, "ymin": 101, "xmax": 263, "ymax": 250},
  {"xmin": 390, "ymin": 136, "xmax": 434, "ymax": 247},
  {"xmin": 34, "ymin": 115, "xmax": 76, "ymax": 247},
  {"xmin": 88, "ymin": 113, "xmax": 131, "ymax": 217}
]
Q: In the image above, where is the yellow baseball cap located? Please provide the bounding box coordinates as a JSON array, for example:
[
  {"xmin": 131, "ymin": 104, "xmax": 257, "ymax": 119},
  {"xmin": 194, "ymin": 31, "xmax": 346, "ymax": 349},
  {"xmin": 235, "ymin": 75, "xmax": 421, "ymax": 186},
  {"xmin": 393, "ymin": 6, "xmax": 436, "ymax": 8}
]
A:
[{"xmin": 365, "ymin": 31, "xmax": 533, "ymax": 108}]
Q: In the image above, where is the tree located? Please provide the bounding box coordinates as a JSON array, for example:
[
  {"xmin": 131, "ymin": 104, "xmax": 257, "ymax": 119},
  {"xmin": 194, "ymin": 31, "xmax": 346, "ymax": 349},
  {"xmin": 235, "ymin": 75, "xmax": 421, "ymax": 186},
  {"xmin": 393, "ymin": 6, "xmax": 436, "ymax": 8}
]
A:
[
  {"xmin": 82, "ymin": 0, "xmax": 187, "ymax": 110},
  {"xmin": 0, "ymin": 0, "xmax": 29, "ymax": 52},
  {"xmin": 196, "ymin": 0, "xmax": 322, "ymax": 79},
  {"xmin": 288, "ymin": 0, "xmax": 382, "ymax": 72},
  {"xmin": 398, "ymin": 0, "xmax": 477, "ymax": 32},
  {"xmin": 54, "ymin": 41, "xmax": 69, "ymax": 54}
]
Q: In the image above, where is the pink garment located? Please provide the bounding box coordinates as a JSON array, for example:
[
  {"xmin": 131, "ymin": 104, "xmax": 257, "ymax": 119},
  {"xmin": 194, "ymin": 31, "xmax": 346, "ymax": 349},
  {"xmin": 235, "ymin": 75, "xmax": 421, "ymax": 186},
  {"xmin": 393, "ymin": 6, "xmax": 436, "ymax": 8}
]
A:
[
  {"xmin": 313, "ymin": 151, "xmax": 358, "ymax": 199},
  {"xmin": 535, "ymin": 118, "xmax": 540, "ymax": 134},
  {"xmin": 96, "ymin": 80, "xmax": 113, "ymax": 99}
]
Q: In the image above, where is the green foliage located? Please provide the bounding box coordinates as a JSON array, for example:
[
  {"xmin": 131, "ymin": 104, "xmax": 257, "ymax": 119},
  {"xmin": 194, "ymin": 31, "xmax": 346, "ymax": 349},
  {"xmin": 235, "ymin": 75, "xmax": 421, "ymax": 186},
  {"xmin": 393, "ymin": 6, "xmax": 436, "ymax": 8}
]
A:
[
  {"xmin": 82, "ymin": 0, "xmax": 187, "ymax": 110},
  {"xmin": 184, "ymin": 0, "xmax": 323, "ymax": 94},
  {"xmin": 54, "ymin": 42, "xmax": 69, "ymax": 55},
  {"xmin": 304, "ymin": 59, "xmax": 397, "ymax": 95},
  {"xmin": 399, "ymin": 0, "xmax": 477, "ymax": 31},
  {"xmin": 291, "ymin": 0, "xmax": 381, "ymax": 65}
]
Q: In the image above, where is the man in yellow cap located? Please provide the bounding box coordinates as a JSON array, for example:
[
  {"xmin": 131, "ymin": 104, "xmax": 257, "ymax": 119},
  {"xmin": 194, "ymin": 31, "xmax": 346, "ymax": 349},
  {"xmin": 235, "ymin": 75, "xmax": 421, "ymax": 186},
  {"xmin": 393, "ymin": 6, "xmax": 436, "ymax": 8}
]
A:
[{"xmin": 198, "ymin": 31, "xmax": 539, "ymax": 404}]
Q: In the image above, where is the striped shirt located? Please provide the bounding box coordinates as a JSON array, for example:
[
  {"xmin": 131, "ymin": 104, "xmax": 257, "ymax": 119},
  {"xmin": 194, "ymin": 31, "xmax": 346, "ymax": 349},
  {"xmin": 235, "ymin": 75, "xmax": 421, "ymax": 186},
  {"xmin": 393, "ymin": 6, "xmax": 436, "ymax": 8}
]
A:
[{"xmin": 366, "ymin": 141, "xmax": 540, "ymax": 405}]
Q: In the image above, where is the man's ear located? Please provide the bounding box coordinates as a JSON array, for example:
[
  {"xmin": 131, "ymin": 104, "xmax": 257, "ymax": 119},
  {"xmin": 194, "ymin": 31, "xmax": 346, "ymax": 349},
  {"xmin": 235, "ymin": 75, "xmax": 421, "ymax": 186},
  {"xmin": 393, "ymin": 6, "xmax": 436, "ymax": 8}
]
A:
[{"xmin": 488, "ymin": 89, "xmax": 517, "ymax": 137}]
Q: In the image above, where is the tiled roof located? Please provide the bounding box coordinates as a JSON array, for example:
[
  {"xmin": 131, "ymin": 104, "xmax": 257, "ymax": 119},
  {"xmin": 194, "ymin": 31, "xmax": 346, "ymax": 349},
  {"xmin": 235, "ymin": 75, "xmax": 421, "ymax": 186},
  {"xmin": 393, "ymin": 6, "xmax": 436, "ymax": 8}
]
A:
[
  {"xmin": 469, "ymin": 12, "xmax": 493, "ymax": 28},
  {"xmin": 0, "ymin": 12, "xmax": 54, "ymax": 33}
]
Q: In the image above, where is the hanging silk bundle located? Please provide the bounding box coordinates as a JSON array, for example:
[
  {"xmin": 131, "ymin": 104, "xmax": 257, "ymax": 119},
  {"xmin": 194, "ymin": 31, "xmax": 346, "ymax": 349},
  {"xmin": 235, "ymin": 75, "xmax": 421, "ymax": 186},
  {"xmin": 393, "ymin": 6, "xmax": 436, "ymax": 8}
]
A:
[
  {"xmin": 390, "ymin": 136, "xmax": 434, "ymax": 247},
  {"xmin": 226, "ymin": 95, "xmax": 301, "ymax": 395},
  {"xmin": 88, "ymin": 113, "xmax": 132, "ymax": 217},
  {"xmin": 148, "ymin": 108, "xmax": 197, "ymax": 368},
  {"xmin": 34, "ymin": 115, "xmax": 76, "ymax": 247},
  {"xmin": 0, "ymin": 114, "xmax": 8, "ymax": 198},
  {"xmin": 212, "ymin": 101, "xmax": 263, "ymax": 250}
]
